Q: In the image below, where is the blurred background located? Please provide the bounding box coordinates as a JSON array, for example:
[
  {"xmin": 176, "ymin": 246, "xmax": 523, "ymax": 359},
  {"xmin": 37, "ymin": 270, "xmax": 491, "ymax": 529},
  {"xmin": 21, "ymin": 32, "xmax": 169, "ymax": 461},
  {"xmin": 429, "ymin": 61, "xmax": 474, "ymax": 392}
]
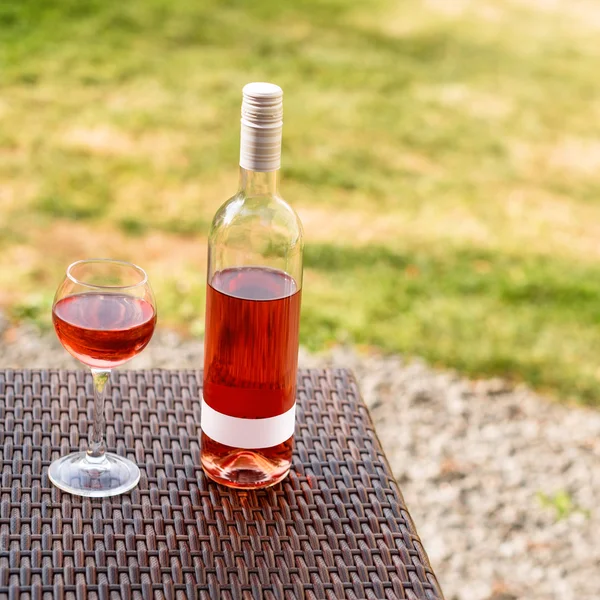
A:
[
  {"xmin": 2, "ymin": 0, "xmax": 600, "ymax": 403},
  {"xmin": 1, "ymin": 1, "xmax": 599, "ymax": 598}
]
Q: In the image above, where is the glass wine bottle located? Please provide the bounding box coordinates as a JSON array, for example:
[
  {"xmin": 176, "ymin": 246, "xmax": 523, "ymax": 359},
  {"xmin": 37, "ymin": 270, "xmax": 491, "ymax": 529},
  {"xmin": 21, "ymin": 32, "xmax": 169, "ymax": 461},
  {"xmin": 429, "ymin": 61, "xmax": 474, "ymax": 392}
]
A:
[{"xmin": 201, "ymin": 82, "xmax": 304, "ymax": 488}]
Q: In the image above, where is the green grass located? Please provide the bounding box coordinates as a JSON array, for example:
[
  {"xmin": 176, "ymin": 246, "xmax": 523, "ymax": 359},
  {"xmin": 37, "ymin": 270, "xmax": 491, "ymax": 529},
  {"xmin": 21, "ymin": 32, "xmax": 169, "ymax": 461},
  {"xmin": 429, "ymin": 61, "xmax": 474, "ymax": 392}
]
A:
[
  {"xmin": 537, "ymin": 490, "xmax": 591, "ymax": 521},
  {"xmin": 2, "ymin": 0, "xmax": 600, "ymax": 404},
  {"xmin": 303, "ymin": 243, "xmax": 600, "ymax": 403}
]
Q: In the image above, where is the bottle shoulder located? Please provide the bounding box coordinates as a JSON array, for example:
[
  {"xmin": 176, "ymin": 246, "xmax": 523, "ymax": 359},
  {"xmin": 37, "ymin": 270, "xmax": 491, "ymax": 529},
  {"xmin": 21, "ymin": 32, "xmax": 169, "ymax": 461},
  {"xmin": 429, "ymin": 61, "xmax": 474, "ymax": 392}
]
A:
[{"xmin": 210, "ymin": 192, "xmax": 303, "ymax": 246}]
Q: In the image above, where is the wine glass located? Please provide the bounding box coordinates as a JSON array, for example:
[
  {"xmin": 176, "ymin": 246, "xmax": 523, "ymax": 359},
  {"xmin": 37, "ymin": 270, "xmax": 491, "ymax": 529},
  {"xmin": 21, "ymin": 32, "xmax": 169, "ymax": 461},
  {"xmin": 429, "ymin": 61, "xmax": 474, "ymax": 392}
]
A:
[{"xmin": 49, "ymin": 259, "xmax": 157, "ymax": 497}]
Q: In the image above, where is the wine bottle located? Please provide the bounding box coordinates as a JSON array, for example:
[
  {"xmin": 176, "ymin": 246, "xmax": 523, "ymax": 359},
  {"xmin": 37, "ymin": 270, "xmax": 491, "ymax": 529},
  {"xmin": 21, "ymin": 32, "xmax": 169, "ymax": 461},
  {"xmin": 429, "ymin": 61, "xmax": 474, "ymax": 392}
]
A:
[{"xmin": 201, "ymin": 82, "xmax": 304, "ymax": 489}]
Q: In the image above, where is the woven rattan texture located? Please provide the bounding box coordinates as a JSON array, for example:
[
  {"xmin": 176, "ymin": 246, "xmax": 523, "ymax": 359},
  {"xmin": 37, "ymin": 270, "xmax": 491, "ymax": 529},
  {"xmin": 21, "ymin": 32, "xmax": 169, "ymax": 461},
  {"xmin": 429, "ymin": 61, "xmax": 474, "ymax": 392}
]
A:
[{"xmin": 0, "ymin": 369, "xmax": 443, "ymax": 600}]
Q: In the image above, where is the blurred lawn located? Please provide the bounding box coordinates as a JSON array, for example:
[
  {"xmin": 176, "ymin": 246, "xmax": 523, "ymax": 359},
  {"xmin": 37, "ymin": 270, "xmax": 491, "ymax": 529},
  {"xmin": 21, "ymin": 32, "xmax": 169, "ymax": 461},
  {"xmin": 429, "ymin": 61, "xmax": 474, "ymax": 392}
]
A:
[{"xmin": 2, "ymin": 0, "xmax": 600, "ymax": 403}]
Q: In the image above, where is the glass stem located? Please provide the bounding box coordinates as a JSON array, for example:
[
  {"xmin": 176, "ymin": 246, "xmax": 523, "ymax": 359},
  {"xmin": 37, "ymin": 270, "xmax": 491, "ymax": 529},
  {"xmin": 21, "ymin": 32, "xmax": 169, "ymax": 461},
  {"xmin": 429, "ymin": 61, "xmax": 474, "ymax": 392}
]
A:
[{"xmin": 88, "ymin": 368, "xmax": 110, "ymax": 461}]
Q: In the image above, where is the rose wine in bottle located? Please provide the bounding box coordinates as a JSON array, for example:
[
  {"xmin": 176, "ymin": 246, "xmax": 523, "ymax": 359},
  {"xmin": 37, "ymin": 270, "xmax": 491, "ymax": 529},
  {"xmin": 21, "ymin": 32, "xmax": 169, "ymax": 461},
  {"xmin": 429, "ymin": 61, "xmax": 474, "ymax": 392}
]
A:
[{"xmin": 201, "ymin": 83, "xmax": 303, "ymax": 489}]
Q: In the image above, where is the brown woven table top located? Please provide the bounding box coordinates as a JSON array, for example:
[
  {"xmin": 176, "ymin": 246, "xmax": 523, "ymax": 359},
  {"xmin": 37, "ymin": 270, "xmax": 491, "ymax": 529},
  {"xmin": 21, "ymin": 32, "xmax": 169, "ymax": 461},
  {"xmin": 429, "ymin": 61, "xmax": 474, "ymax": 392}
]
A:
[{"xmin": 0, "ymin": 368, "xmax": 443, "ymax": 600}]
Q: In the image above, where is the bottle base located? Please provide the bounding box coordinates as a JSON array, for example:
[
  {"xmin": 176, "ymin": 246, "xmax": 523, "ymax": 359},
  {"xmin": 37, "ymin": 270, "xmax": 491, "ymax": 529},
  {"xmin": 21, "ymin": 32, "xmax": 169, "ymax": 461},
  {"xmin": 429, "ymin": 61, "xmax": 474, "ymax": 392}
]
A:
[{"xmin": 201, "ymin": 449, "xmax": 291, "ymax": 489}]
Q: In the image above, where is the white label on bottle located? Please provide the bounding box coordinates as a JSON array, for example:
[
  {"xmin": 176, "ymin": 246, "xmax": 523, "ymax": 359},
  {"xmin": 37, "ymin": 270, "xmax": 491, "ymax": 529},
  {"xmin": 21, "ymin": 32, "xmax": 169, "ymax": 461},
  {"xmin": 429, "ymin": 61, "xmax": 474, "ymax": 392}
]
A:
[{"xmin": 201, "ymin": 399, "xmax": 296, "ymax": 449}]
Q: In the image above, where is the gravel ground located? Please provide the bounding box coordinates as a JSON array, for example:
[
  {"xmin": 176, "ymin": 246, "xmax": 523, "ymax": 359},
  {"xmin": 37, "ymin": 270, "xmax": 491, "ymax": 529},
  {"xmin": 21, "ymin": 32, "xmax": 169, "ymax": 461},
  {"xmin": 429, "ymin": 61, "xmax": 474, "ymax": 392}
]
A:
[{"xmin": 1, "ymin": 317, "xmax": 598, "ymax": 600}]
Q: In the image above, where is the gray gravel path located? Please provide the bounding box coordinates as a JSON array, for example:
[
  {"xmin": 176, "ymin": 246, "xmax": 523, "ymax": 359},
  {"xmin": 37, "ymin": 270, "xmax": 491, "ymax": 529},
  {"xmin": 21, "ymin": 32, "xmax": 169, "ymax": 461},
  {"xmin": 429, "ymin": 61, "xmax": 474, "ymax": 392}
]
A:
[{"xmin": 1, "ymin": 318, "xmax": 598, "ymax": 600}]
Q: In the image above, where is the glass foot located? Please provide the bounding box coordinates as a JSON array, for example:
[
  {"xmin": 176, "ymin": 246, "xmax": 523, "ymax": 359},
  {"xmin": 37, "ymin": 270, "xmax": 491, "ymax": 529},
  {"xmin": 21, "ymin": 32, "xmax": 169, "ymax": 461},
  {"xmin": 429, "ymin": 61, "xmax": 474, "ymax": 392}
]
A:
[{"xmin": 48, "ymin": 451, "xmax": 140, "ymax": 497}]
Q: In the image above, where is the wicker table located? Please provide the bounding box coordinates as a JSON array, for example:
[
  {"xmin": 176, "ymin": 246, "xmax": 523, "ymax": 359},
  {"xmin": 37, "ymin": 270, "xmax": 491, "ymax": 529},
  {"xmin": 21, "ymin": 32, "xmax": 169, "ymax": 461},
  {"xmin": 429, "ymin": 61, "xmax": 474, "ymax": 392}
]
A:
[{"xmin": 0, "ymin": 369, "xmax": 443, "ymax": 600}]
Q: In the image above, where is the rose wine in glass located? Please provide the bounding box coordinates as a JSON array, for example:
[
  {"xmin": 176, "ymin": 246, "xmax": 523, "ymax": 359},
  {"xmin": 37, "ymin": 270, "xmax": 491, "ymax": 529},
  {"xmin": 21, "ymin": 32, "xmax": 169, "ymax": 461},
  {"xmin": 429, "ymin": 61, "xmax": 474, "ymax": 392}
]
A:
[
  {"xmin": 201, "ymin": 83, "xmax": 304, "ymax": 489},
  {"xmin": 53, "ymin": 293, "xmax": 156, "ymax": 368},
  {"xmin": 49, "ymin": 260, "xmax": 156, "ymax": 497}
]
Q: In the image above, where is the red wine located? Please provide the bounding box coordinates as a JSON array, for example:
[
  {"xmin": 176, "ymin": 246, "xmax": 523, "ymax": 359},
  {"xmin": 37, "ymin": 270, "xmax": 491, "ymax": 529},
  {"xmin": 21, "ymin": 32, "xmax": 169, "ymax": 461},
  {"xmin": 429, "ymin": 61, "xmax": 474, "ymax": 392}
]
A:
[
  {"xmin": 201, "ymin": 267, "xmax": 301, "ymax": 488},
  {"xmin": 53, "ymin": 293, "xmax": 156, "ymax": 368}
]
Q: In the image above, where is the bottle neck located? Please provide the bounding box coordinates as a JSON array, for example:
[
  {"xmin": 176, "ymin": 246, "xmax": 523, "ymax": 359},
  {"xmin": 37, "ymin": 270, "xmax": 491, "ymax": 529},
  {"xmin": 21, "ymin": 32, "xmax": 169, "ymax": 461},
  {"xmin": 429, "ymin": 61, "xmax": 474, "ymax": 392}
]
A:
[{"xmin": 239, "ymin": 167, "xmax": 279, "ymax": 197}]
